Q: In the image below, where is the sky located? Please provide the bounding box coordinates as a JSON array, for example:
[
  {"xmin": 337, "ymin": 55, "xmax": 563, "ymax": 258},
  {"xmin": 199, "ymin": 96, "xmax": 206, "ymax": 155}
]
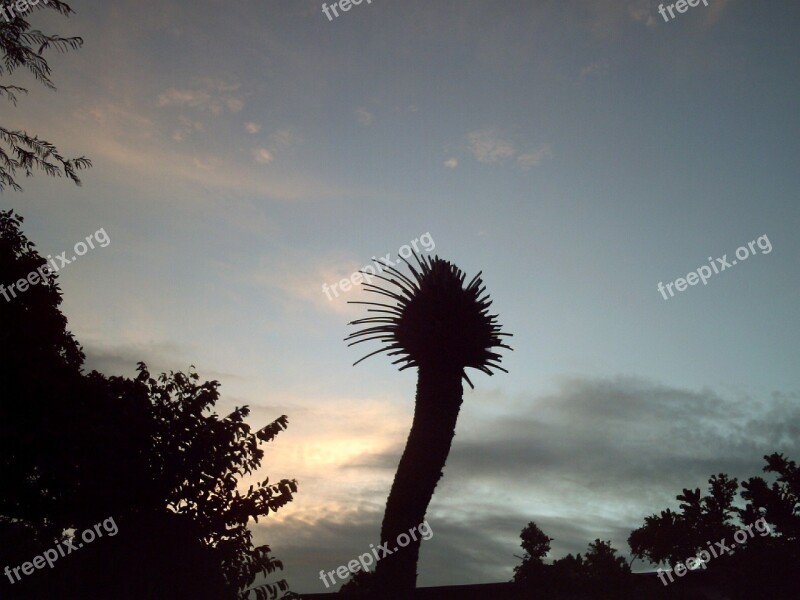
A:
[{"xmin": 2, "ymin": 0, "xmax": 800, "ymax": 594}]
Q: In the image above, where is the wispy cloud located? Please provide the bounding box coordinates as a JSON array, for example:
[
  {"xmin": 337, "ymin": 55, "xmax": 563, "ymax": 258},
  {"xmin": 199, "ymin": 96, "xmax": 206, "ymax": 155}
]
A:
[
  {"xmin": 465, "ymin": 129, "xmax": 551, "ymax": 169},
  {"xmin": 226, "ymin": 98, "xmax": 244, "ymax": 112},
  {"xmin": 157, "ymin": 78, "xmax": 244, "ymax": 115},
  {"xmin": 250, "ymin": 129, "xmax": 302, "ymax": 164},
  {"xmin": 582, "ymin": 0, "xmax": 733, "ymax": 36},
  {"xmin": 245, "ymin": 121, "xmax": 262, "ymax": 134},
  {"xmin": 444, "ymin": 157, "xmax": 458, "ymax": 169},
  {"xmin": 704, "ymin": 0, "xmax": 733, "ymax": 26},
  {"xmin": 517, "ymin": 145, "xmax": 552, "ymax": 169},
  {"xmin": 227, "ymin": 251, "xmax": 375, "ymax": 316},
  {"xmin": 71, "ymin": 102, "xmax": 350, "ymax": 201},
  {"xmin": 355, "ymin": 107, "xmax": 375, "ymax": 126},
  {"xmin": 252, "ymin": 148, "xmax": 274, "ymax": 164},
  {"xmin": 579, "ymin": 59, "xmax": 610, "ymax": 80},
  {"xmin": 466, "ymin": 128, "xmax": 516, "ymax": 163},
  {"xmin": 171, "ymin": 114, "xmax": 205, "ymax": 142},
  {"xmin": 583, "ymin": 0, "xmax": 657, "ymax": 37},
  {"xmin": 268, "ymin": 128, "xmax": 303, "ymax": 152}
]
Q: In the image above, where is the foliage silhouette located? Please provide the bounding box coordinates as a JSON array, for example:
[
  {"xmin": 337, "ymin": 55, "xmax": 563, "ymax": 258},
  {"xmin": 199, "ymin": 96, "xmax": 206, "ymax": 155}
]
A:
[
  {"xmin": 629, "ymin": 453, "xmax": 800, "ymax": 600},
  {"xmin": 519, "ymin": 521, "xmax": 553, "ymax": 563},
  {"xmin": 628, "ymin": 473, "xmax": 740, "ymax": 568},
  {"xmin": 0, "ymin": 210, "xmax": 297, "ymax": 599},
  {"xmin": 0, "ymin": 0, "xmax": 91, "ymax": 191},
  {"xmin": 739, "ymin": 452, "xmax": 800, "ymax": 540},
  {"xmin": 512, "ymin": 524, "xmax": 633, "ymax": 600},
  {"xmin": 346, "ymin": 253, "xmax": 512, "ymax": 595},
  {"xmin": 338, "ymin": 568, "xmax": 375, "ymax": 595},
  {"xmin": 66, "ymin": 365, "xmax": 300, "ymax": 600},
  {"xmin": 0, "ymin": 208, "xmax": 87, "ymax": 547},
  {"xmin": 511, "ymin": 521, "xmax": 552, "ymax": 584}
]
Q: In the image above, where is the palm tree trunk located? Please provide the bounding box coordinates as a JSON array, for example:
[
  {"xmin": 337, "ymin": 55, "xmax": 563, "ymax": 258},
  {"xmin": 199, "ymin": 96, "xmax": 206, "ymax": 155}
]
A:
[{"xmin": 373, "ymin": 364, "xmax": 464, "ymax": 595}]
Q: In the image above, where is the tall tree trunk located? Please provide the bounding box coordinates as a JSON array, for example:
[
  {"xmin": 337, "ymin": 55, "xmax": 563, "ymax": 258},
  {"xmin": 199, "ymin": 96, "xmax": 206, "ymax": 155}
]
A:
[{"xmin": 373, "ymin": 364, "xmax": 464, "ymax": 595}]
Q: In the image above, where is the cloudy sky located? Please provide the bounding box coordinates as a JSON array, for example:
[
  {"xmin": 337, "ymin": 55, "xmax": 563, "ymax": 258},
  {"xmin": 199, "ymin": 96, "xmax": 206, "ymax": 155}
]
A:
[{"xmin": 3, "ymin": 0, "xmax": 800, "ymax": 594}]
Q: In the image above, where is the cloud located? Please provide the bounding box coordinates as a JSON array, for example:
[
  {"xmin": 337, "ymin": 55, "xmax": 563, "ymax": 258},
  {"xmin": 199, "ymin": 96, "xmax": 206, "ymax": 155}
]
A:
[
  {"xmin": 245, "ymin": 122, "xmax": 262, "ymax": 134},
  {"xmin": 583, "ymin": 0, "xmax": 658, "ymax": 37},
  {"xmin": 70, "ymin": 102, "xmax": 361, "ymax": 201},
  {"xmin": 157, "ymin": 79, "xmax": 244, "ymax": 115},
  {"xmin": 268, "ymin": 128, "xmax": 303, "ymax": 152},
  {"xmin": 226, "ymin": 98, "xmax": 244, "ymax": 113},
  {"xmin": 234, "ymin": 252, "xmax": 379, "ymax": 316},
  {"xmin": 579, "ymin": 59, "xmax": 610, "ymax": 80},
  {"xmin": 171, "ymin": 114, "xmax": 205, "ymax": 142},
  {"xmin": 516, "ymin": 144, "xmax": 552, "ymax": 169},
  {"xmin": 466, "ymin": 128, "xmax": 516, "ymax": 163},
  {"xmin": 79, "ymin": 103, "xmax": 155, "ymax": 140},
  {"xmin": 252, "ymin": 148, "xmax": 274, "ymax": 164},
  {"xmin": 582, "ymin": 0, "xmax": 733, "ymax": 35},
  {"xmin": 325, "ymin": 376, "xmax": 800, "ymax": 590},
  {"xmin": 465, "ymin": 129, "xmax": 551, "ymax": 169},
  {"xmin": 249, "ymin": 129, "xmax": 302, "ymax": 164},
  {"xmin": 447, "ymin": 377, "xmax": 800, "ymax": 506},
  {"xmin": 444, "ymin": 158, "xmax": 458, "ymax": 169},
  {"xmin": 82, "ymin": 339, "xmax": 190, "ymax": 379},
  {"xmin": 355, "ymin": 107, "xmax": 375, "ymax": 126},
  {"xmin": 157, "ymin": 88, "xmax": 208, "ymax": 109},
  {"xmin": 703, "ymin": 0, "xmax": 733, "ymax": 25}
]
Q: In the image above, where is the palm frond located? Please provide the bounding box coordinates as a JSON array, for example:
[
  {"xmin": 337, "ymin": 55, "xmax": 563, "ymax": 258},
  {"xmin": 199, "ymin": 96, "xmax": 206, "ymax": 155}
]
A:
[{"xmin": 346, "ymin": 253, "xmax": 512, "ymax": 387}]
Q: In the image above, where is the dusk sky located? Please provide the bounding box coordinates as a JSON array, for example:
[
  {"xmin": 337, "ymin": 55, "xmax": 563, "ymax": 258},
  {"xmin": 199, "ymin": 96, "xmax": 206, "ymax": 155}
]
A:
[{"xmin": 3, "ymin": 0, "xmax": 800, "ymax": 594}]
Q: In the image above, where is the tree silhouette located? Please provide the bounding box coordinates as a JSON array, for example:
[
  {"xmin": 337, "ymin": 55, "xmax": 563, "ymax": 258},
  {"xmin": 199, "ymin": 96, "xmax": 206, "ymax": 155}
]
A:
[
  {"xmin": 740, "ymin": 452, "xmax": 800, "ymax": 540},
  {"xmin": 628, "ymin": 473, "xmax": 740, "ymax": 569},
  {"xmin": 724, "ymin": 453, "xmax": 799, "ymax": 600},
  {"xmin": 0, "ymin": 210, "xmax": 297, "ymax": 599},
  {"xmin": 582, "ymin": 539, "xmax": 630, "ymax": 586},
  {"xmin": 512, "ymin": 523, "xmax": 633, "ymax": 600},
  {"xmin": 628, "ymin": 455, "xmax": 799, "ymax": 600},
  {"xmin": 512, "ymin": 521, "xmax": 552, "ymax": 583},
  {"xmin": 0, "ymin": 208, "xmax": 87, "ymax": 547},
  {"xmin": 0, "ymin": 0, "xmax": 91, "ymax": 191},
  {"xmin": 346, "ymin": 253, "xmax": 512, "ymax": 595},
  {"xmin": 519, "ymin": 521, "xmax": 553, "ymax": 562},
  {"xmin": 59, "ymin": 365, "xmax": 300, "ymax": 600}
]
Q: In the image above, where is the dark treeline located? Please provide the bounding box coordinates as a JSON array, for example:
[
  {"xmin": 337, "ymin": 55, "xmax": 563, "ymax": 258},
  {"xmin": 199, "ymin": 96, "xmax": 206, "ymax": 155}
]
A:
[
  {"xmin": 509, "ymin": 454, "xmax": 799, "ymax": 600},
  {"xmin": 0, "ymin": 209, "xmax": 298, "ymax": 599}
]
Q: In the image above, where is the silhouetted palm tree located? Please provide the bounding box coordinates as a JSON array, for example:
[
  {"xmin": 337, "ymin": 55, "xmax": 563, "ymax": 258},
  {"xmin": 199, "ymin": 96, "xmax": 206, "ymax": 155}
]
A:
[{"xmin": 346, "ymin": 253, "xmax": 512, "ymax": 595}]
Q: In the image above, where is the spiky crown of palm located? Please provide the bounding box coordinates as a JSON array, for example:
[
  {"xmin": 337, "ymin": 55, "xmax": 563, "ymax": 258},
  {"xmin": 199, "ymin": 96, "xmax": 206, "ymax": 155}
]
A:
[{"xmin": 345, "ymin": 253, "xmax": 512, "ymax": 388}]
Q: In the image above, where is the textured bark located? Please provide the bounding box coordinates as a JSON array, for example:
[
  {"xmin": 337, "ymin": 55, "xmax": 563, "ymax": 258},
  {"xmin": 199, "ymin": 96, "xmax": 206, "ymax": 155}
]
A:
[{"xmin": 373, "ymin": 364, "xmax": 464, "ymax": 595}]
